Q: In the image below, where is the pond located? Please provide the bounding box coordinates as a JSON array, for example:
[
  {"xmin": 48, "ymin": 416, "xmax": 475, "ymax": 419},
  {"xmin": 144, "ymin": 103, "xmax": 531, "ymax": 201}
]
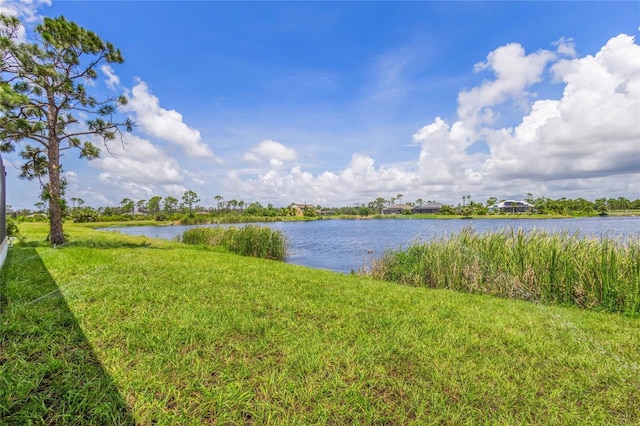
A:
[{"xmin": 101, "ymin": 216, "xmax": 640, "ymax": 273}]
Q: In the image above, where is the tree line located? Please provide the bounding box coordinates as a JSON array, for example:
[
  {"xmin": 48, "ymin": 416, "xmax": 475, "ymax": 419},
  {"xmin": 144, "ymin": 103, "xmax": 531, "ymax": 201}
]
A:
[{"xmin": 9, "ymin": 191, "xmax": 640, "ymax": 225}]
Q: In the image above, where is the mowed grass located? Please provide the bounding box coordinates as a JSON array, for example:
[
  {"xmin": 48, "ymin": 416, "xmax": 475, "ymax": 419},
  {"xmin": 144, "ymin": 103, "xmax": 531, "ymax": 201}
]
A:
[{"xmin": 2, "ymin": 223, "xmax": 640, "ymax": 424}]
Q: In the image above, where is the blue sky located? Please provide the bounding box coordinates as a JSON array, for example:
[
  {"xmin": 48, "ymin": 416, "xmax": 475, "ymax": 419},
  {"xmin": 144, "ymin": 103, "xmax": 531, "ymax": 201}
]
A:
[{"xmin": 1, "ymin": 0, "xmax": 639, "ymax": 210}]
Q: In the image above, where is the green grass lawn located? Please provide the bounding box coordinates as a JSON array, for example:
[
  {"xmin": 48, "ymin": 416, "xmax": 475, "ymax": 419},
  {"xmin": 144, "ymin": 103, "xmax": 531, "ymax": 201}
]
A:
[{"xmin": 2, "ymin": 223, "xmax": 639, "ymax": 424}]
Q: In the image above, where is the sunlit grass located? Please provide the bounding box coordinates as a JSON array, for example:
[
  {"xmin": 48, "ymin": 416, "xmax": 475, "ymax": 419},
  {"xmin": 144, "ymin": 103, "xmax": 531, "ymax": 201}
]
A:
[{"xmin": 2, "ymin": 223, "xmax": 639, "ymax": 424}]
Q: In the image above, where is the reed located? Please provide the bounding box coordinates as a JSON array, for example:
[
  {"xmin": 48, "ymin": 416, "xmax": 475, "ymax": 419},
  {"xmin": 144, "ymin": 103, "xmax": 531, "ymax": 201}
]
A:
[
  {"xmin": 361, "ymin": 227, "xmax": 640, "ymax": 316},
  {"xmin": 181, "ymin": 225, "xmax": 287, "ymax": 260}
]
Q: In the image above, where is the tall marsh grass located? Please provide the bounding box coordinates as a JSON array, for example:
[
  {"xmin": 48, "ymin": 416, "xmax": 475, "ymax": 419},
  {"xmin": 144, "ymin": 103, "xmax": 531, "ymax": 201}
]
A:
[
  {"xmin": 361, "ymin": 227, "xmax": 640, "ymax": 316},
  {"xmin": 181, "ymin": 225, "xmax": 287, "ymax": 260}
]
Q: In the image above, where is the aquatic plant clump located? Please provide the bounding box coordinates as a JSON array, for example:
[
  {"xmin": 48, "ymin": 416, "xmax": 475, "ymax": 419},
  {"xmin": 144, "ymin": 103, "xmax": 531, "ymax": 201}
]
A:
[
  {"xmin": 181, "ymin": 225, "xmax": 288, "ymax": 260},
  {"xmin": 361, "ymin": 227, "xmax": 640, "ymax": 316}
]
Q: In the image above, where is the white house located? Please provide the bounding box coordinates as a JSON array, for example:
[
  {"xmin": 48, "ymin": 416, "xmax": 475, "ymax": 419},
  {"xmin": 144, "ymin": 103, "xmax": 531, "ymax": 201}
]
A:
[{"xmin": 489, "ymin": 200, "xmax": 534, "ymax": 213}]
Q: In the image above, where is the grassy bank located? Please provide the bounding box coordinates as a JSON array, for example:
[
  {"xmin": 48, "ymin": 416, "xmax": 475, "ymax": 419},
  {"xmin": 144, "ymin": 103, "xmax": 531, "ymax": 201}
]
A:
[
  {"xmin": 2, "ymin": 223, "xmax": 639, "ymax": 424},
  {"xmin": 361, "ymin": 227, "xmax": 640, "ymax": 316}
]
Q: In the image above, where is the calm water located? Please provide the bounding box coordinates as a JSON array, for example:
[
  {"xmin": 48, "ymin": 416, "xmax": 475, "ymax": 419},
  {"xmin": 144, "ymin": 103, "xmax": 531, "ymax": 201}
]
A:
[{"xmin": 102, "ymin": 216, "xmax": 640, "ymax": 273}]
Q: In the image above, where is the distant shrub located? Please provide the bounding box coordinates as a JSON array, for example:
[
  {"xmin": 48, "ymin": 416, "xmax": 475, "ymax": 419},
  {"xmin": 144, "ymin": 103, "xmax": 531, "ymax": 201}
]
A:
[
  {"xmin": 71, "ymin": 207, "xmax": 100, "ymax": 223},
  {"xmin": 181, "ymin": 225, "xmax": 287, "ymax": 261},
  {"xmin": 303, "ymin": 207, "xmax": 317, "ymax": 217},
  {"xmin": 180, "ymin": 215, "xmax": 212, "ymax": 225},
  {"xmin": 20, "ymin": 214, "xmax": 48, "ymax": 223},
  {"xmin": 100, "ymin": 215, "xmax": 133, "ymax": 222},
  {"xmin": 6, "ymin": 218, "xmax": 19, "ymax": 237}
]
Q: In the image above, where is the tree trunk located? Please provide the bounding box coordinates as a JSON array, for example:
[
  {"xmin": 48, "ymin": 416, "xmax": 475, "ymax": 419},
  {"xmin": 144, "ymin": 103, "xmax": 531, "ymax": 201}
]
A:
[
  {"xmin": 45, "ymin": 85, "xmax": 65, "ymax": 246},
  {"xmin": 48, "ymin": 139, "xmax": 65, "ymax": 245}
]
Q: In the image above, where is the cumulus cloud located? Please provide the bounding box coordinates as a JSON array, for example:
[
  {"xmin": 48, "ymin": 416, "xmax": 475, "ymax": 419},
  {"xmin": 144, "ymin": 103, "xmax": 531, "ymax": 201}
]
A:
[
  {"xmin": 413, "ymin": 117, "xmax": 478, "ymax": 185},
  {"xmin": 122, "ymin": 79, "xmax": 218, "ymax": 159},
  {"xmin": 553, "ymin": 37, "xmax": 577, "ymax": 58},
  {"xmin": 0, "ymin": 0, "xmax": 50, "ymax": 42},
  {"xmin": 459, "ymin": 43, "xmax": 556, "ymax": 126},
  {"xmin": 56, "ymin": 133, "xmax": 190, "ymax": 206},
  {"xmin": 182, "ymin": 169, "xmax": 206, "ymax": 186},
  {"xmin": 90, "ymin": 134, "xmax": 184, "ymax": 186},
  {"xmin": 0, "ymin": 0, "xmax": 50, "ymax": 22},
  {"xmin": 242, "ymin": 140, "xmax": 297, "ymax": 167},
  {"xmin": 226, "ymin": 153, "xmax": 418, "ymax": 204},
  {"xmin": 101, "ymin": 65, "xmax": 120, "ymax": 90},
  {"xmin": 483, "ymin": 34, "xmax": 640, "ymax": 181},
  {"xmin": 225, "ymin": 34, "xmax": 639, "ymax": 205}
]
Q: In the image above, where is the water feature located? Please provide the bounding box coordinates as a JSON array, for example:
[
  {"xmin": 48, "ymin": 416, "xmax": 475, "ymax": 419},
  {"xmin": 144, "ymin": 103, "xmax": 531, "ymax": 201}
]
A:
[{"xmin": 101, "ymin": 216, "xmax": 640, "ymax": 273}]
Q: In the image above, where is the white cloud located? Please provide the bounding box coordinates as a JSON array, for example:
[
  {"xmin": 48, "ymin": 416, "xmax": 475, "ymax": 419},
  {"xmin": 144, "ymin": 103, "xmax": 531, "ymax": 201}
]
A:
[
  {"xmin": 183, "ymin": 169, "xmax": 206, "ymax": 186},
  {"xmin": 225, "ymin": 153, "xmax": 418, "ymax": 204},
  {"xmin": 242, "ymin": 140, "xmax": 297, "ymax": 167},
  {"xmin": 553, "ymin": 37, "xmax": 577, "ymax": 58},
  {"xmin": 484, "ymin": 34, "xmax": 640, "ymax": 181},
  {"xmin": 76, "ymin": 133, "xmax": 192, "ymax": 204},
  {"xmin": 101, "ymin": 65, "xmax": 120, "ymax": 90},
  {"xmin": 0, "ymin": 0, "xmax": 50, "ymax": 22},
  {"xmin": 413, "ymin": 117, "xmax": 477, "ymax": 185},
  {"xmin": 223, "ymin": 34, "xmax": 639, "ymax": 206},
  {"xmin": 338, "ymin": 154, "xmax": 417, "ymax": 194},
  {"xmin": 90, "ymin": 134, "xmax": 184, "ymax": 186},
  {"xmin": 365, "ymin": 49, "xmax": 411, "ymax": 102},
  {"xmin": 122, "ymin": 79, "xmax": 219, "ymax": 159},
  {"xmin": 459, "ymin": 43, "xmax": 556, "ymax": 127},
  {"xmin": 0, "ymin": 0, "xmax": 50, "ymax": 42}
]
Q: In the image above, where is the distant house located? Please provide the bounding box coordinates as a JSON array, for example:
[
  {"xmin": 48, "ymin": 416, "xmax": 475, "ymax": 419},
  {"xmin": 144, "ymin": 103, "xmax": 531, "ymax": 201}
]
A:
[
  {"xmin": 382, "ymin": 204, "xmax": 414, "ymax": 214},
  {"xmin": 413, "ymin": 202, "xmax": 444, "ymax": 214},
  {"xmin": 489, "ymin": 200, "xmax": 534, "ymax": 213},
  {"xmin": 291, "ymin": 203, "xmax": 312, "ymax": 210},
  {"xmin": 290, "ymin": 203, "xmax": 317, "ymax": 216},
  {"xmin": 382, "ymin": 202, "xmax": 446, "ymax": 215}
]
